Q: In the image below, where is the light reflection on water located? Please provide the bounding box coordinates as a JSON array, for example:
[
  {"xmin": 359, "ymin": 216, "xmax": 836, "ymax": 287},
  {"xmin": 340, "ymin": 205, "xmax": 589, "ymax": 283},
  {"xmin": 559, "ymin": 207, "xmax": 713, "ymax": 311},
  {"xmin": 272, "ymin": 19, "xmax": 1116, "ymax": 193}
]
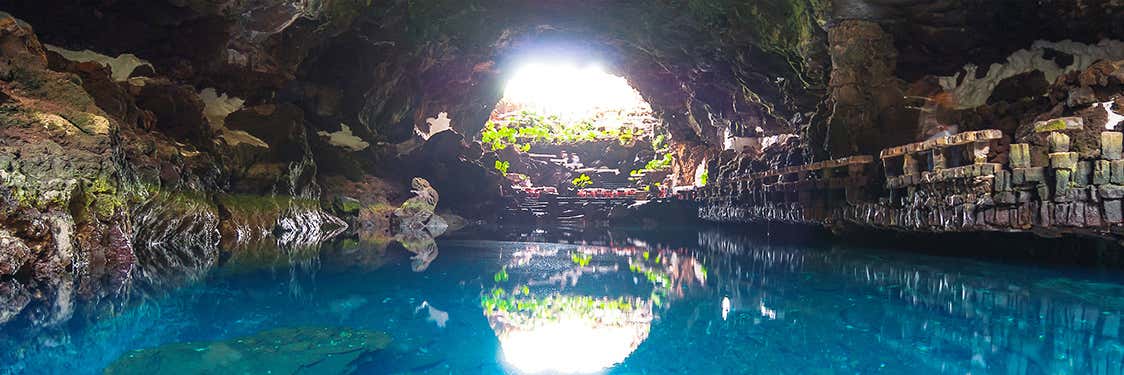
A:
[{"xmin": 2, "ymin": 229, "xmax": 1123, "ymax": 374}]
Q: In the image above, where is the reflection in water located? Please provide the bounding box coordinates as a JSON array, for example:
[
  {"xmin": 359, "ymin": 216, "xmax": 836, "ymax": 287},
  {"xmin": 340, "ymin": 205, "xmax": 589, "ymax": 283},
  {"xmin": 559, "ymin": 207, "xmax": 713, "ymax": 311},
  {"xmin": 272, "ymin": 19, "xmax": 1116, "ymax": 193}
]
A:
[
  {"xmin": 395, "ymin": 229, "xmax": 441, "ymax": 272},
  {"xmin": 392, "ymin": 177, "xmax": 450, "ymax": 272},
  {"xmin": 4, "ymin": 228, "xmax": 1124, "ymax": 374},
  {"xmin": 695, "ymin": 230, "xmax": 1124, "ymax": 374},
  {"xmin": 481, "ymin": 243, "xmax": 706, "ymax": 373},
  {"xmin": 415, "ymin": 300, "xmax": 449, "ymax": 328},
  {"xmin": 487, "ymin": 293, "xmax": 652, "ymax": 374}
]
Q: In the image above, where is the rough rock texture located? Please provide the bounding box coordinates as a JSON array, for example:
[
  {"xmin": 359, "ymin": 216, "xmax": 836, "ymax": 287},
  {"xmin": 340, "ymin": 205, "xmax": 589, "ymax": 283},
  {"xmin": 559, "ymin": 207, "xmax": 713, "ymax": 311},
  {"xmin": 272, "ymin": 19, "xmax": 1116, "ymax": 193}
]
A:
[
  {"xmin": 823, "ymin": 20, "xmax": 910, "ymax": 157},
  {"xmin": 0, "ymin": 12, "xmax": 345, "ymax": 330},
  {"xmin": 0, "ymin": 13, "xmax": 133, "ymax": 327}
]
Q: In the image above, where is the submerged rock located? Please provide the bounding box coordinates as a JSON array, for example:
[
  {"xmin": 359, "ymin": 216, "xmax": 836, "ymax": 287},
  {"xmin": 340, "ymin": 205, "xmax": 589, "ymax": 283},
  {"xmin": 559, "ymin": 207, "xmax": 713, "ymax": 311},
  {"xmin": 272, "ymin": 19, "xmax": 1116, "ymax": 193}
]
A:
[{"xmin": 104, "ymin": 327, "xmax": 391, "ymax": 375}]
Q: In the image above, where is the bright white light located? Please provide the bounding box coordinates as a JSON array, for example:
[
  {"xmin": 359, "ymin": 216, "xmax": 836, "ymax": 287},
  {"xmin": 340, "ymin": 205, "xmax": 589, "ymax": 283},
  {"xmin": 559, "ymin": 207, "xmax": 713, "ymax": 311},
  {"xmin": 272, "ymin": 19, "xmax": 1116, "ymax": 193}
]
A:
[
  {"xmin": 499, "ymin": 317, "xmax": 651, "ymax": 374},
  {"xmin": 502, "ymin": 63, "xmax": 648, "ymax": 120}
]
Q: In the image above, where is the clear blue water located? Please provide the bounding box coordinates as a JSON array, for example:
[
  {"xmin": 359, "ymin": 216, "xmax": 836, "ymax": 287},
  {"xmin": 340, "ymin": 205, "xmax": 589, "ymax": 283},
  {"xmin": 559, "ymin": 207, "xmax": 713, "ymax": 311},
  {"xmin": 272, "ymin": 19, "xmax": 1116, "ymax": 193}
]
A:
[{"xmin": 4, "ymin": 229, "xmax": 1124, "ymax": 374}]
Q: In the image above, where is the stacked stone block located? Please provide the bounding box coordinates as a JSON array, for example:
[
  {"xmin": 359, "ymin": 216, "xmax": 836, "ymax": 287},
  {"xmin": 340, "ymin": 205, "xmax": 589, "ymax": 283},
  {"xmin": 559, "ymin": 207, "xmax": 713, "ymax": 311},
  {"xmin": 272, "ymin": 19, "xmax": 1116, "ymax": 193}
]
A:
[
  {"xmin": 698, "ymin": 125, "xmax": 1124, "ymax": 241},
  {"xmin": 1099, "ymin": 131, "xmax": 1124, "ymax": 224},
  {"xmin": 1047, "ymin": 131, "xmax": 1078, "ymax": 202}
]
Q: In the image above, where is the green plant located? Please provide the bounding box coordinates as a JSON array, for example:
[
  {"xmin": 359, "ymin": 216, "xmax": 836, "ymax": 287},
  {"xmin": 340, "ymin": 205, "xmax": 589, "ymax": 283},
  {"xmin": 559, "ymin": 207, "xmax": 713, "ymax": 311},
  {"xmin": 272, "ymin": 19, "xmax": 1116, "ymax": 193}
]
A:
[
  {"xmin": 494, "ymin": 160, "xmax": 510, "ymax": 175},
  {"xmin": 481, "ymin": 121, "xmax": 518, "ymax": 151},
  {"xmin": 652, "ymin": 134, "xmax": 666, "ymax": 151},
  {"xmin": 617, "ymin": 127, "xmax": 635, "ymax": 146},
  {"xmin": 480, "ymin": 109, "xmax": 650, "ymax": 149},
  {"xmin": 699, "ymin": 170, "xmax": 708, "ymax": 186},
  {"xmin": 644, "ymin": 152, "xmax": 674, "ymax": 171},
  {"xmin": 571, "ymin": 173, "xmax": 592, "ymax": 188}
]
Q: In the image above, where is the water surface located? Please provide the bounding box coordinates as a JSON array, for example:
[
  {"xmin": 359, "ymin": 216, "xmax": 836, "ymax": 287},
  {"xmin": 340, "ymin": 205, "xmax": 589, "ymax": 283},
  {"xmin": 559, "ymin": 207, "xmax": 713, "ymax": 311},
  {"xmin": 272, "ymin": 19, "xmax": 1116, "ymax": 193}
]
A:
[{"xmin": 3, "ymin": 229, "xmax": 1124, "ymax": 374}]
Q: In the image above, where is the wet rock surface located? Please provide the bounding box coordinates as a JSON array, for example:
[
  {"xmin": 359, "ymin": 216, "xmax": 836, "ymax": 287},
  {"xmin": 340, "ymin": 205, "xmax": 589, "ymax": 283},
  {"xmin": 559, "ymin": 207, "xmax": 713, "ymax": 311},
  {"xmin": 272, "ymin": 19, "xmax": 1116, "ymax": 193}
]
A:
[
  {"xmin": 0, "ymin": 12, "xmax": 347, "ymax": 330},
  {"xmin": 104, "ymin": 326, "xmax": 391, "ymax": 375}
]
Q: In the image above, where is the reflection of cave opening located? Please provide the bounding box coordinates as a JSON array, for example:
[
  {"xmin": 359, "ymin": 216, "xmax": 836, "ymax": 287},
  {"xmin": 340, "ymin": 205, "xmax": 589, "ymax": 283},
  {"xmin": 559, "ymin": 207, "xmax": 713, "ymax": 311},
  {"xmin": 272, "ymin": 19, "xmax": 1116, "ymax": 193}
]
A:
[
  {"xmin": 481, "ymin": 244, "xmax": 709, "ymax": 373},
  {"xmin": 478, "ymin": 61, "xmax": 674, "ymax": 198}
]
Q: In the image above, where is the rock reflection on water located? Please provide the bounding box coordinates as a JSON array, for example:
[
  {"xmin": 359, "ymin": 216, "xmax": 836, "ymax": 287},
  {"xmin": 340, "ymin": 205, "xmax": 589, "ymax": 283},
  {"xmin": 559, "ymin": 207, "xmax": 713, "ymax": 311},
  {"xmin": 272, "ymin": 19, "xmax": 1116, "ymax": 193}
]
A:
[
  {"xmin": 3, "ymin": 227, "xmax": 1124, "ymax": 374},
  {"xmin": 694, "ymin": 230, "xmax": 1124, "ymax": 374}
]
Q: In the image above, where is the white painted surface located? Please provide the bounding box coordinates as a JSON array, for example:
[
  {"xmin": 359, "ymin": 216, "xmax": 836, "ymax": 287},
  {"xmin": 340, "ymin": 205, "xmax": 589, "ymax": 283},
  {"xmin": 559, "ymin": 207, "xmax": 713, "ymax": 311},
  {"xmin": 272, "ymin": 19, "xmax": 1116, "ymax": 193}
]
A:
[
  {"xmin": 44, "ymin": 44, "xmax": 154, "ymax": 82},
  {"xmin": 938, "ymin": 39, "xmax": 1124, "ymax": 109},
  {"xmin": 317, "ymin": 124, "xmax": 370, "ymax": 151},
  {"xmin": 198, "ymin": 88, "xmax": 268, "ymax": 148}
]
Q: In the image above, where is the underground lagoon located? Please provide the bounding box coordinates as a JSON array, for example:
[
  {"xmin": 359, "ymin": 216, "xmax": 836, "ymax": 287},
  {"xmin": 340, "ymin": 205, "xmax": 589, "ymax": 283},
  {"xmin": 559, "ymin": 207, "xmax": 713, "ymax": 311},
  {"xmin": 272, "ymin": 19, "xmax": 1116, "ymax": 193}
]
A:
[{"xmin": 2, "ymin": 1, "xmax": 1124, "ymax": 374}]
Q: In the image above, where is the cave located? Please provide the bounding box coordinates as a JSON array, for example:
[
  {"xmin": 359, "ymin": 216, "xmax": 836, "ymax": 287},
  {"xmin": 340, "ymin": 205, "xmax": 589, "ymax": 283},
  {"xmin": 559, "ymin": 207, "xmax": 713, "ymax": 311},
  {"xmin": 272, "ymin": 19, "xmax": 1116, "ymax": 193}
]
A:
[
  {"xmin": 478, "ymin": 57, "xmax": 674, "ymax": 206},
  {"xmin": 2, "ymin": 1, "xmax": 1124, "ymax": 373}
]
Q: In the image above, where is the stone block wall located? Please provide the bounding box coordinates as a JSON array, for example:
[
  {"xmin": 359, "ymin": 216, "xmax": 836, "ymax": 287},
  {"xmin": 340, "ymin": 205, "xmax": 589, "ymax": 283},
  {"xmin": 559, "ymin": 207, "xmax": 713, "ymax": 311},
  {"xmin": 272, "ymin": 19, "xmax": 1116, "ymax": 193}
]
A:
[{"xmin": 698, "ymin": 123, "xmax": 1124, "ymax": 240}]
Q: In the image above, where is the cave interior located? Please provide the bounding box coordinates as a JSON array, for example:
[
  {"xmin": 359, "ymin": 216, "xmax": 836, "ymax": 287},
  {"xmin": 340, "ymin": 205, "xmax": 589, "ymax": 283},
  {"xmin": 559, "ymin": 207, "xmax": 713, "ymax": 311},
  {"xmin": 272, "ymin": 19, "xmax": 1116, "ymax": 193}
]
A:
[{"xmin": 2, "ymin": 0, "xmax": 1124, "ymax": 373}]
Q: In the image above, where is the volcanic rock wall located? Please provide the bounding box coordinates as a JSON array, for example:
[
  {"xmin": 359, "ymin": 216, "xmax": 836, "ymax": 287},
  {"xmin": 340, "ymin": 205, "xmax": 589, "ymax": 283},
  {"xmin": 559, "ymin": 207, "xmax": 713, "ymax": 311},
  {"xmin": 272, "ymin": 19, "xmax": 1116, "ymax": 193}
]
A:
[
  {"xmin": 700, "ymin": 58, "xmax": 1124, "ymax": 241},
  {"xmin": 0, "ymin": 12, "xmax": 345, "ymax": 329}
]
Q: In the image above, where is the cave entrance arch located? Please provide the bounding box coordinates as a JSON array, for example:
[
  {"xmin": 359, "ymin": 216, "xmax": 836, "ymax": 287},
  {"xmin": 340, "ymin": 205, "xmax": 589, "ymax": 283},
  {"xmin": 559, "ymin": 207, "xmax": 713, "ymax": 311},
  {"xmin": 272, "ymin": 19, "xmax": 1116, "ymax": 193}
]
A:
[{"xmin": 475, "ymin": 60, "xmax": 674, "ymax": 198}]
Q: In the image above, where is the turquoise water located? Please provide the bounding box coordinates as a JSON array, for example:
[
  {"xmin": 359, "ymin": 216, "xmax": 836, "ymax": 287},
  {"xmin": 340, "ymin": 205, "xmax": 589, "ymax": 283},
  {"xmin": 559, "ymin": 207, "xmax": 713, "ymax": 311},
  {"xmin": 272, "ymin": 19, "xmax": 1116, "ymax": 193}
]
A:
[{"xmin": 3, "ymin": 229, "xmax": 1124, "ymax": 374}]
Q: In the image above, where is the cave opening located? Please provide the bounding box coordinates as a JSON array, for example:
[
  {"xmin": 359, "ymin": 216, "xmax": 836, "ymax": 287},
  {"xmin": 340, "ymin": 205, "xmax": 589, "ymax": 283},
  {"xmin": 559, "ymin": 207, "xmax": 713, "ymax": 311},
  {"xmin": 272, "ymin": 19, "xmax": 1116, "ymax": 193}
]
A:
[{"xmin": 476, "ymin": 60, "xmax": 675, "ymax": 199}]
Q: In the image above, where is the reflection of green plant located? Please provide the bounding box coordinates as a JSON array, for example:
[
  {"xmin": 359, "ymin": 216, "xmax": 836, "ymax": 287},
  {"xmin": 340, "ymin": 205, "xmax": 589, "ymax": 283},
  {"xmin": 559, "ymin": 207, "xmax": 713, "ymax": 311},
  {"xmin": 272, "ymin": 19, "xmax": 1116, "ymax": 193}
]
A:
[
  {"xmin": 628, "ymin": 254, "xmax": 674, "ymax": 307},
  {"xmin": 571, "ymin": 174, "xmax": 593, "ymax": 188},
  {"xmin": 570, "ymin": 252, "xmax": 592, "ymax": 267},
  {"xmin": 494, "ymin": 160, "xmax": 510, "ymax": 175},
  {"xmin": 481, "ymin": 288, "xmax": 644, "ymax": 323},
  {"xmin": 494, "ymin": 267, "xmax": 509, "ymax": 282}
]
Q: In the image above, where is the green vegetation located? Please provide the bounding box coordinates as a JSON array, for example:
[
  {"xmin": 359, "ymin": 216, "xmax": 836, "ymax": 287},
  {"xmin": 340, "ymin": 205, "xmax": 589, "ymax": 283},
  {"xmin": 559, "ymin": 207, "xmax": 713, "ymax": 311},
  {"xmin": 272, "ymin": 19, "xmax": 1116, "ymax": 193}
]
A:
[
  {"xmin": 630, "ymin": 152, "xmax": 675, "ymax": 177},
  {"xmin": 646, "ymin": 152, "xmax": 674, "ymax": 171},
  {"xmin": 480, "ymin": 110, "xmax": 649, "ymax": 152},
  {"xmin": 700, "ymin": 170, "xmax": 708, "ymax": 186},
  {"xmin": 651, "ymin": 134, "xmax": 666, "ymax": 151},
  {"xmin": 494, "ymin": 160, "xmax": 510, "ymax": 175},
  {"xmin": 571, "ymin": 173, "xmax": 592, "ymax": 188}
]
